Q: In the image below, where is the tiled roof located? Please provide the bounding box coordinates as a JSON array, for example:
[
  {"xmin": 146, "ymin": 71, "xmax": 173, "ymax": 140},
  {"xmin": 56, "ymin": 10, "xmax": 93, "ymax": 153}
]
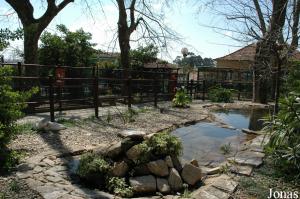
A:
[{"xmin": 215, "ymin": 43, "xmax": 300, "ymax": 61}]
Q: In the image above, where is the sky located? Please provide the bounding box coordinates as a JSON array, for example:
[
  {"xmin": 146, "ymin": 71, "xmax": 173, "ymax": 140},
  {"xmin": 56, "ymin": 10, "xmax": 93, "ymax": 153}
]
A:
[{"xmin": 0, "ymin": 0, "xmax": 244, "ymax": 62}]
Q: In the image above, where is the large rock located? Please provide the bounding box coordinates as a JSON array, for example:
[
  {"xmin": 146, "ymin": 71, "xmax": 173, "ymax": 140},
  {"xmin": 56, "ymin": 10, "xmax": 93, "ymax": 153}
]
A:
[
  {"xmin": 36, "ymin": 119, "xmax": 67, "ymax": 131},
  {"xmin": 147, "ymin": 160, "xmax": 169, "ymax": 177},
  {"xmin": 171, "ymin": 156, "xmax": 182, "ymax": 172},
  {"xmin": 156, "ymin": 178, "xmax": 171, "ymax": 194},
  {"xmin": 165, "ymin": 156, "xmax": 174, "ymax": 168},
  {"xmin": 168, "ymin": 168, "xmax": 183, "ymax": 191},
  {"xmin": 118, "ymin": 130, "xmax": 146, "ymax": 139},
  {"xmin": 111, "ymin": 161, "xmax": 129, "ymax": 177},
  {"xmin": 190, "ymin": 159, "xmax": 199, "ymax": 167},
  {"xmin": 107, "ymin": 141, "xmax": 123, "ymax": 158},
  {"xmin": 132, "ymin": 164, "xmax": 151, "ymax": 176},
  {"xmin": 129, "ymin": 175, "xmax": 157, "ymax": 193},
  {"xmin": 181, "ymin": 163, "xmax": 202, "ymax": 185},
  {"xmin": 126, "ymin": 145, "xmax": 143, "ymax": 161},
  {"xmin": 121, "ymin": 138, "xmax": 141, "ymax": 152}
]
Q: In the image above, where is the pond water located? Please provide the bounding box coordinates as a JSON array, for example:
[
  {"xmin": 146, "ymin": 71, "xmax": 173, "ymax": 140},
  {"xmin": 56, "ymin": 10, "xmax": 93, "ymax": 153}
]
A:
[
  {"xmin": 213, "ymin": 108, "xmax": 270, "ymax": 131},
  {"xmin": 173, "ymin": 108, "xmax": 270, "ymax": 166}
]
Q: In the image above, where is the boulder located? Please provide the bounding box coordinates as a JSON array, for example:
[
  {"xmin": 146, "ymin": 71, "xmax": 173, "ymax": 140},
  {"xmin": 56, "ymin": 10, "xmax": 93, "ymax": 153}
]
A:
[
  {"xmin": 118, "ymin": 130, "xmax": 146, "ymax": 139},
  {"xmin": 165, "ymin": 156, "xmax": 174, "ymax": 168},
  {"xmin": 126, "ymin": 145, "xmax": 143, "ymax": 161},
  {"xmin": 156, "ymin": 178, "xmax": 171, "ymax": 194},
  {"xmin": 190, "ymin": 159, "xmax": 199, "ymax": 167},
  {"xmin": 168, "ymin": 168, "xmax": 183, "ymax": 191},
  {"xmin": 111, "ymin": 161, "xmax": 129, "ymax": 177},
  {"xmin": 132, "ymin": 164, "xmax": 151, "ymax": 176},
  {"xmin": 181, "ymin": 163, "xmax": 202, "ymax": 185},
  {"xmin": 36, "ymin": 119, "xmax": 67, "ymax": 131},
  {"xmin": 107, "ymin": 141, "xmax": 123, "ymax": 158},
  {"xmin": 171, "ymin": 156, "xmax": 183, "ymax": 171},
  {"xmin": 147, "ymin": 160, "xmax": 169, "ymax": 177},
  {"xmin": 121, "ymin": 138, "xmax": 140, "ymax": 152},
  {"xmin": 129, "ymin": 175, "xmax": 157, "ymax": 193}
]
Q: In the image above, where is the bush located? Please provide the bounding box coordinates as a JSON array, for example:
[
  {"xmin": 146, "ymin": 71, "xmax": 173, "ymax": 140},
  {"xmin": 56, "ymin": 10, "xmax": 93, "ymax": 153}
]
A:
[
  {"xmin": 77, "ymin": 152, "xmax": 111, "ymax": 188},
  {"xmin": 172, "ymin": 87, "xmax": 191, "ymax": 107},
  {"xmin": 208, "ymin": 85, "xmax": 234, "ymax": 103},
  {"xmin": 106, "ymin": 177, "xmax": 133, "ymax": 198},
  {"xmin": 264, "ymin": 93, "xmax": 300, "ymax": 180},
  {"xmin": 0, "ymin": 66, "xmax": 37, "ymax": 171}
]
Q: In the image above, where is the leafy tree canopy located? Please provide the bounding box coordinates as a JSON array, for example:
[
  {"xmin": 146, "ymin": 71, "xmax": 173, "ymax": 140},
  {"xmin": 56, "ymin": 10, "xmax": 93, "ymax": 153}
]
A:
[
  {"xmin": 39, "ymin": 24, "xmax": 97, "ymax": 67},
  {"xmin": 173, "ymin": 52, "xmax": 214, "ymax": 68},
  {"xmin": 0, "ymin": 28, "xmax": 23, "ymax": 52},
  {"xmin": 130, "ymin": 44, "xmax": 159, "ymax": 68}
]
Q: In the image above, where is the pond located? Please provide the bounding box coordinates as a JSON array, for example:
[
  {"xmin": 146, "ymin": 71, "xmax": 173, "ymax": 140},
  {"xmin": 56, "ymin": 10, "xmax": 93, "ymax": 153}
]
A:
[{"xmin": 173, "ymin": 108, "xmax": 270, "ymax": 166}]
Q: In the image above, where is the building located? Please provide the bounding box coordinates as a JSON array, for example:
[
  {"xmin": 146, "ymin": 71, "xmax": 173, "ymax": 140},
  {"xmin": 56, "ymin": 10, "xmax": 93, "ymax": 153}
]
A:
[{"xmin": 215, "ymin": 43, "xmax": 300, "ymax": 70}]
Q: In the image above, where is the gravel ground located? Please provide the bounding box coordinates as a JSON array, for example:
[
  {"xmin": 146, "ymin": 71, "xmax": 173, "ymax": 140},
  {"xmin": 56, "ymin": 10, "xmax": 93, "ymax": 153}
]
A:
[{"xmin": 0, "ymin": 177, "xmax": 42, "ymax": 199}]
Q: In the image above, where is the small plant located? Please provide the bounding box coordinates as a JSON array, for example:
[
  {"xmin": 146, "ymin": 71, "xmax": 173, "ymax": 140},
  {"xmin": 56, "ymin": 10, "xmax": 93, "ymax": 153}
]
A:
[
  {"xmin": 56, "ymin": 118, "xmax": 77, "ymax": 127},
  {"xmin": 220, "ymin": 142, "xmax": 232, "ymax": 155},
  {"xmin": 147, "ymin": 131, "xmax": 183, "ymax": 158},
  {"xmin": 106, "ymin": 177, "xmax": 133, "ymax": 198},
  {"xmin": 219, "ymin": 164, "xmax": 230, "ymax": 174},
  {"xmin": 0, "ymin": 192, "xmax": 6, "ymax": 199},
  {"xmin": 208, "ymin": 85, "xmax": 234, "ymax": 103},
  {"xmin": 106, "ymin": 110, "xmax": 112, "ymax": 124},
  {"xmin": 172, "ymin": 87, "xmax": 191, "ymax": 108},
  {"xmin": 122, "ymin": 108, "xmax": 138, "ymax": 123},
  {"xmin": 16, "ymin": 123, "xmax": 35, "ymax": 134},
  {"xmin": 181, "ymin": 183, "xmax": 191, "ymax": 198},
  {"xmin": 9, "ymin": 180, "xmax": 21, "ymax": 193},
  {"xmin": 77, "ymin": 152, "xmax": 111, "ymax": 188}
]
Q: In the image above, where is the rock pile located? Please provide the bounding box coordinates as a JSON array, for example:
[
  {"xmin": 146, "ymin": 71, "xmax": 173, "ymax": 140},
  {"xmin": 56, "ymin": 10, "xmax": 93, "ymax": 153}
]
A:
[{"xmin": 80, "ymin": 130, "xmax": 203, "ymax": 196}]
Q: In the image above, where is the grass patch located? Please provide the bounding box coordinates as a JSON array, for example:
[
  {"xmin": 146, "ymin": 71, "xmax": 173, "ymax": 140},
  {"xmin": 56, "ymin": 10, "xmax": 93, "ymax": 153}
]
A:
[
  {"xmin": 56, "ymin": 118, "xmax": 78, "ymax": 127},
  {"xmin": 16, "ymin": 123, "xmax": 35, "ymax": 134},
  {"xmin": 0, "ymin": 192, "xmax": 6, "ymax": 199},
  {"xmin": 9, "ymin": 180, "xmax": 21, "ymax": 193}
]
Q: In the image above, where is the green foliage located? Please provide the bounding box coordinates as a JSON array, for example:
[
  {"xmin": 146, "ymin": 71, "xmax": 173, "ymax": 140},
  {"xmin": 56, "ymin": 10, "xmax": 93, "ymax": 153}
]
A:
[
  {"xmin": 39, "ymin": 24, "xmax": 97, "ymax": 68},
  {"xmin": 130, "ymin": 44, "xmax": 158, "ymax": 69},
  {"xmin": 56, "ymin": 118, "xmax": 77, "ymax": 128},
  {"xmin": 77, "ymin": 152, "xmax": 110, "ymax": 187},
  {"xmin": 285, "ymin": 61, "xmax": 300, "ymax": 94},
  {"xmin": 0, "ymin": 66, "xmax": 37, "ymax": 171},
  {"xmin": 147, "ymin": 132, "xmax": 182, "ymax": 158},
  {"xmin": 220, "ymin": 142, "xmax": 232, "ymax": 155},
  {"xmin": 97, "ymin": 60, "xmax": 119, "ymax": 69},
  {"xmin": 172, "ymin": 87, "xmax": 191, "ymax": 108},
  {"xmin": 208, "ymin": 85, "xmax": 234, "ymax": 103},
  {"xmin": 0, "ymin": 28, "xmax": 23, "ymax": 51},
  {"xmin": 9, "ymin": 180, "xmax": 21, "ymax": 193},
  {"xmin": 181, "ymin": 183, "xmax": 191, "ymax": 198},
  {"xmin": 264, "ymin": 92, "xmax": 300, "ymax": 179},
  {"xmin": 106, "ymin": 177, "xmax": 133, "ymax": 198}
]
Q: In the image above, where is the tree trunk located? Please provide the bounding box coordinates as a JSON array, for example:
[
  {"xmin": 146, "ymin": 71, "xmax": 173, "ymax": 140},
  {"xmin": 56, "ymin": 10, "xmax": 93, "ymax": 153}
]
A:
[{"xmin": 23, "ymin": 23, "xmax": 42, "ymax": 76}]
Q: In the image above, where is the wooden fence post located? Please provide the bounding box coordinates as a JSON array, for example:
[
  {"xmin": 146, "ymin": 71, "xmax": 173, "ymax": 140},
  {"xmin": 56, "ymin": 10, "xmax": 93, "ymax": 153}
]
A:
[
  {"xmin": 94, "ymin": 76, "xmax": 99, "ymax": 118},
  {"xmin": 49, "ymin": 76, "xmax": 55, "ymax": 122},
  {"xmin": 190, "ymin": 79, "xmax": 194, "ymax": 99},
  {"xmin": 202, "ymin": 80, "xmax": 206, "ymax": 101},
  {"xmin": 153, "ymin": 77, "xmax": 158, "ymax": 108},
  {"xmin": 127, "ymin": 77, "xmax": 132, "ymax": 109}
]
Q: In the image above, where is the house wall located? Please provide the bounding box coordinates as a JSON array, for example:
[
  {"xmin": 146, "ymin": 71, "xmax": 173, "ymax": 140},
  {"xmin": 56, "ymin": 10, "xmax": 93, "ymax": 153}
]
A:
[{"xmin": 216, "ymin": 60, "xmax": 253, "ymax": 70}]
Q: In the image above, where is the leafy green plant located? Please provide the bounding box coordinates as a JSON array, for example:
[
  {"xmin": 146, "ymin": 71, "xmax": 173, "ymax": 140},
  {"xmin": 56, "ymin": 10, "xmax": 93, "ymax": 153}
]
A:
[
  {"xmin": 172, "ymin": 87, "xmax": 191, "ymax": 108},
  {"xmin": 181, "ymin": 183, "xmax": 191, "ymax": 198},
  {"xmin": 147, "ymin": 131, "xmax": 183, "ymax": 158},
  {"xmin": 220, "ymin": 142, "xmax": 232, "ymax": 155},
  {"xmin": 121, "ymin": 108, "xmax": 138, "ymax": 124},
  {"xmin": 106, "ymin": 177, "xmax": 133, "ymax": 198},
  {"xmin": 0, "ymin": 192, "xmax": 5, "ymax": 199},
  {"xmin": 0, "ymin": 66, "xmax": 38, "ymax": 171},
  {"xmin": 208, "ymin": 85, "xmax": 234, "ymax": 103},
  {"xmin": 263, "ymin": 93, "xmax": 300, "ymax": 179},
  {"xmin": 77, "ymin": 152, "xmax": 111, "ymax": 188},
  {"xmin": 9, "ymin": 180, "xmax": 21, "ymax": 193}
]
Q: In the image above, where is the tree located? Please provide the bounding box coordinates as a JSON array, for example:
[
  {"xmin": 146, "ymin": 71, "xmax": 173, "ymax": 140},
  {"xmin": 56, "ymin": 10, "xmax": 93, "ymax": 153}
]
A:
[
  {"xmin": 0, "ymin": 28, "xmax": 23, "ymax": 52},
  {"xmin": 39, "ymin": 24, "xmax": 97, "ymax": 68},
  {"xmin": 115, "ymin": 0, "xmax": 179, "ymax": 78},
  {"xmin": 130, "ymin": 44, "xmax": 159, "ymax": 68},
  {"xmin": 200, "ymin": 0, "xmax": 300, "ymax": 104},
  {"xmin": 5, "ymin": 0, "xmax": 74, "ymax": 68}
]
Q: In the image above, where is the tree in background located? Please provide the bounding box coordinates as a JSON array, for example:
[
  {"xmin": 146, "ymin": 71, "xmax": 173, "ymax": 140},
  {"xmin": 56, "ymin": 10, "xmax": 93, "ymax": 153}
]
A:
[
  {"xmin": 39, "ymin": 24, "xmax": 97, "ymax": 68},
  {"xmin": 5, "ymin": 0, "xmax": 74, "ymax": 69},
  {"xmin": 130, "ymin": 44, "xmax": 159, "ymax": 69},
  {"xmin": 115, "ymin": 0, "xmax": 180, "ymax": 78},
  {"xmin": 173, "ymin": 52, "xmax": 214, "ymax": 72},
  {"xmin": 0, "ymin": 28, "xmax": 23, "ymax": 52}
]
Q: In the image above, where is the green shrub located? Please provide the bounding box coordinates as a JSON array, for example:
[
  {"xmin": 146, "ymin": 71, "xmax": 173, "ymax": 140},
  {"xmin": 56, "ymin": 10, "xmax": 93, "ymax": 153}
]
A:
[
  {"xmin": 172, "ymin": 88, "xmax": 191, "ymax": 108},
  {"xmin": 77, "ymin": 152, "xmax": 111, "ymax": 188},
  {"xmin": 147, "ymin": 132, "xmax": 182, "ymax": 158},
  {"xmin": 208, "ymin": 86, "xmax": 234, "ymax": 103},
  {"xmin": 0, "ymin": 66, "xmax": 38, "ymax": 171},
  {"xmin": 263, "ymin": 93, "xmax": 300, "ymax": 179},
  {"xmin": 106, "ymin": 177, "xmax": 133, "ymax": 198}
]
